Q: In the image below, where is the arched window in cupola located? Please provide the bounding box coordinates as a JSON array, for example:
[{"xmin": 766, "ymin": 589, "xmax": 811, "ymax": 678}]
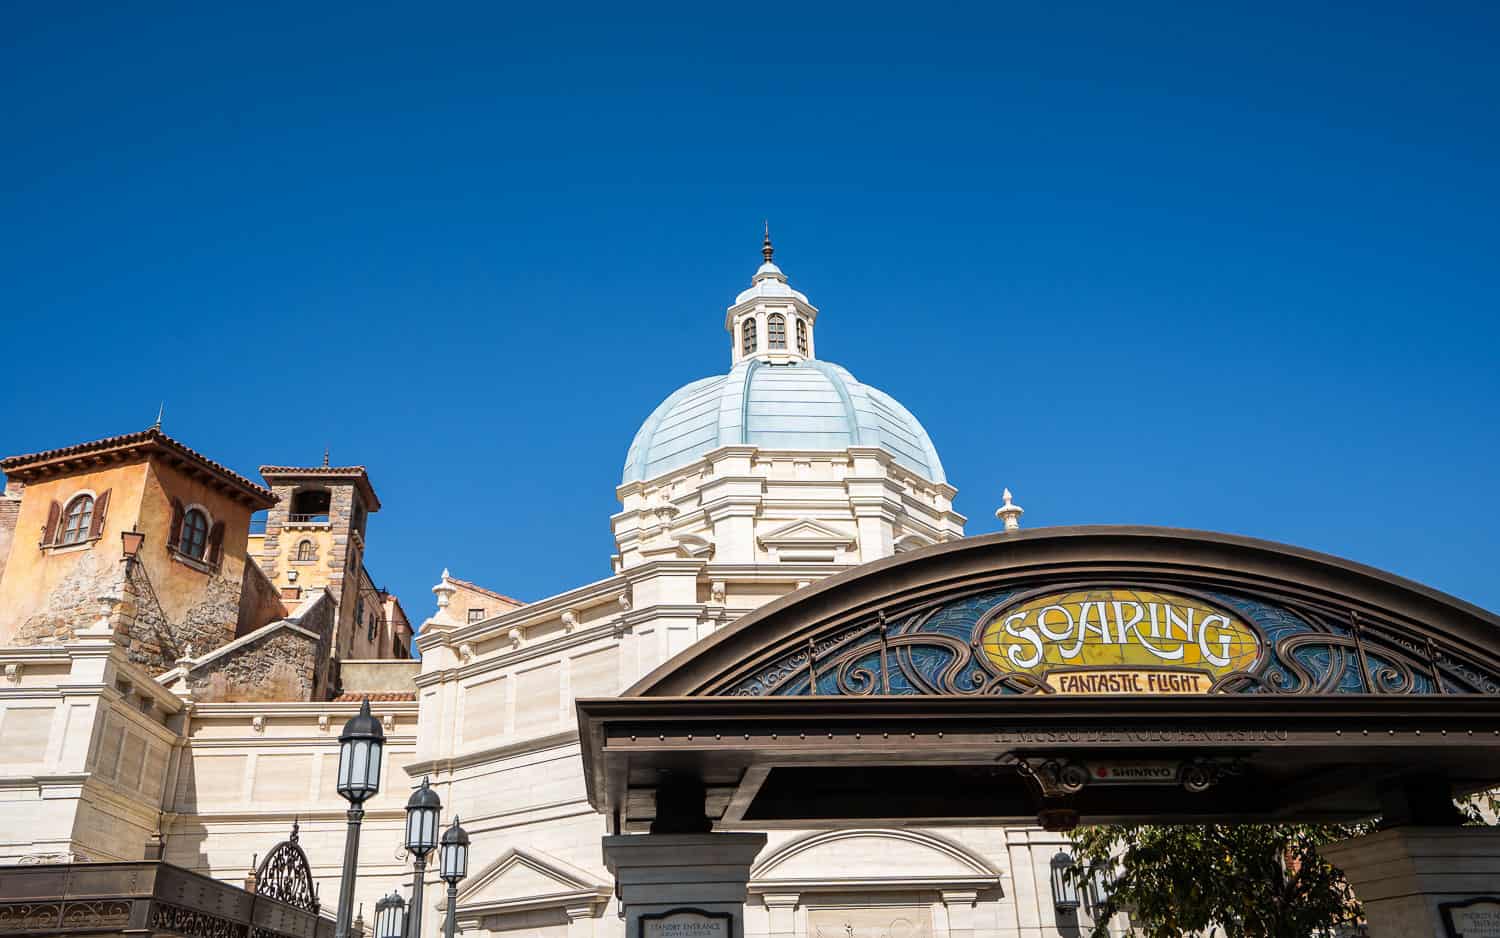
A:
[
  {"xmin": 742, "ymin": 318, "xmax": 757, "ymax": 355},
  {"xmin": 796, "ymin": 318, "xmax": 809, "ymax": 356},
  {"xmin": 767, "ymin": 313, "xmax": 787, "ymax": 349}
]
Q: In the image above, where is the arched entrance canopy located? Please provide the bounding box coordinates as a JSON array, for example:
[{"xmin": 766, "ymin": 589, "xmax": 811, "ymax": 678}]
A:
[{"xmin": 577, "ymin": 527, "xmax": 1500, "ymax": 831}]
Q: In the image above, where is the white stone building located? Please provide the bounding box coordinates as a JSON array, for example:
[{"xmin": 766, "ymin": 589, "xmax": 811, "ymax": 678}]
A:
[{"xmin": 0, "ymin": 237, "xmax": 1115, "ymax": 937}]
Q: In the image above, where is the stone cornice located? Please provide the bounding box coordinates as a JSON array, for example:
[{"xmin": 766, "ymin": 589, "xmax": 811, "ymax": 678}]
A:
[
  {"xmin": 613, "ymin": 443, "xmax": 949, "ymax": 503},
  {"xmin": 699, "ymin": 562, "xmax": 847, "ymax": 579},
  {"xmin": 0, "ymin": 646, "xmax": 72, "ymax": 663},
  {"xmin": 403, "ymin": 729, "xmax": 580, "ymax": 776},
  {"xmin": 424, "ymin": 572, "xmax": 627, "ymax": 650},
  {"xmin": 617, "ymin": 603, "xmax": 710, "ymax": 630},
  {"xmin": 417, "ymin": 620, "xmax": 622, "ymax": 686}
]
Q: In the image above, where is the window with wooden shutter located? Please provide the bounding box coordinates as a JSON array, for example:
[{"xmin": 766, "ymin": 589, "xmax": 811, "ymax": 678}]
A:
[
  {"xmin": 207, "ymin": 521, "xmax": 225, "ymax": 567},
  {"xmin": 167, "ymin": 499, "xmax": 184, "ymax": 551},
  {"xmin": 58, "ymin": 495, "xmax": 95, "ymax": 546},
  {"xmin": 41, "ymin": 500, "xmax": 62, "ymax": 547},
  {"xmin": 89, "ymin": 489, "xmax": 111, "ymax": 540},
  {"xmin": 179, "ymin": 509, "xmax": 209, "ymax": 560}
]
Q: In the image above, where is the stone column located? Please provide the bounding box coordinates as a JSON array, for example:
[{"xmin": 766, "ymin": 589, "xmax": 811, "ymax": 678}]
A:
[
  {"xmin": 1321, "ymin": 826, "xmax": 1500, "ymax": 938},
  {"xmin": 603, "ymin": 833, "xmax": 768, "ymax": 938}
]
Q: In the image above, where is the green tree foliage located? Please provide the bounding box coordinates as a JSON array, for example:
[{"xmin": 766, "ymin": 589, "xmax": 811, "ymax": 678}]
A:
[{"xmin": 1066, "ymin": 824, "xmax": 1366, "ymax": 938}]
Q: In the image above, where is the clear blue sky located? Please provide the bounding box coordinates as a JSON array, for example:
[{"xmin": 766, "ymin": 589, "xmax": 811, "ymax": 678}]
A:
[{"xmin": 4, "ymin": 2, "xmax": 1498, "ymax": 621}]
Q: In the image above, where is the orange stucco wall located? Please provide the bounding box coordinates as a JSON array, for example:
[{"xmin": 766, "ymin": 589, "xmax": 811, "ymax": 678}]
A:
[
  {"xmin": 0, "ymin": 455, "xmax": 289, "ymax": 670},
  {"xmin": 0, "ymin": 461, "xmax": 150, "ymax": 644}
]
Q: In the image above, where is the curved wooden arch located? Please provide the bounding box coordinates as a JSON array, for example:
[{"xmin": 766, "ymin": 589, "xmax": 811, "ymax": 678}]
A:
[{"xmin": 628, "ymin": 526, "xmax": 1500, "ymax": 698}]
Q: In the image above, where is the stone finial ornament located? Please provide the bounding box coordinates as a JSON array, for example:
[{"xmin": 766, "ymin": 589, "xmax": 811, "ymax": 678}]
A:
[
  {"xmin": 431, "ymin": 568, "xmax": 458, "ymax": 621},
  {"xmin": 995, "ymin": 488, "xmax": 1024, "ymax": 532}
]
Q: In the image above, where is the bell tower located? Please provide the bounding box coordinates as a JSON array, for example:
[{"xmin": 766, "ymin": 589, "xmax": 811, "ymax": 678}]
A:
[{"xmin": 254, "ymin": 464, "xmax": 383, "ymax": 660}]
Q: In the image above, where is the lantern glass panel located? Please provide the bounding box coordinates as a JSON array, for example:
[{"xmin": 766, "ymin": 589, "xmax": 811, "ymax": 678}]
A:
[
  {"xmin": 337, "ymin": 740, "xmax": 353, "ymax": 790},
  {"xmin": 351, "ymin": 738, "xmax": 369, "ymax": 782},
  {"xmin": 442, "ymin": 840, "xmax": 468, "ymax": 880},
  {"xmin": 407, "ymin": 804, "xmax": 439, "ymax": 853},
  {"xmin": 367, "ymin": 740, "xmax": 383, "ymax": 789},
  {"xmin": 1049, "ymin": 852, "xmax": 1080, "ymax": 910}
]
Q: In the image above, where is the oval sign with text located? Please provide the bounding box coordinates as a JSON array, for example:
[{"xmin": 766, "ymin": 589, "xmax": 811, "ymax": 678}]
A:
[{"xmin": 978, "ymin": 588, "xmax": 1263, "ymax": 694}]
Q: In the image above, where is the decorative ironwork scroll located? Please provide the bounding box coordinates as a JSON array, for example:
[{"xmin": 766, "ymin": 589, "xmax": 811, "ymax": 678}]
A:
[
  {"xmin": 0, "ymin": 902, "xmax": 64, "ymax": 933},
  {"xmin": 252, "ymin": 820, "xmax": 320, "ymax": 914},
  {"xmin": 728, "ymin": 584, "xmax": 1500, "ymax": 697},
  {"xmin": 149, "ymin": 902, "xmax": 248, "ymax": 938}
]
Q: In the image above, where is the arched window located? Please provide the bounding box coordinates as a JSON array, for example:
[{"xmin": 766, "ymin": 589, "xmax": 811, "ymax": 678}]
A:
[
  {"xmin": 58, "ymin": 495, "xmax": 95, "ymax": 546},
  {"xmin": 296, "ymin": 540, "xmax": 316, "ymax": 562},
  {"xmin": 179, "ymin": 508, "xmax": 210, "ymax": 560},
  {"xmin": 767, "ymin": 313, "xmax": 787, "ymax": 349},
  {"xmin": 741, "ymin": 318, "xmax": 757, "ymax": 355},
  {"xmin": 796, "ymin": 318, "xmax": 809, "ymax": 356}
]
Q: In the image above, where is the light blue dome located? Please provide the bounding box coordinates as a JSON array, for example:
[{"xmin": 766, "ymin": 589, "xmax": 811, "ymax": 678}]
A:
[{"xmin": 622, "ymin": 359, "xmax": 946, "ymax": 485}]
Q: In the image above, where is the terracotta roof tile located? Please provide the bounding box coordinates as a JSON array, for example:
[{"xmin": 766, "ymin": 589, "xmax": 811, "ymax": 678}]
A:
[
  {"xmin": 258, "ymin": 465, "xmax": 381, "ymax": 511},
  {"xmin": 1, "ymin": 427, "xmax": 275, "ymax": 508},
  {"xmin": 449, "ymin": 576, "xmax": 526, "ymax": 607},
  {"xmin": 333, "ymin": 692, "xmax": 416, "ymax": 702}
]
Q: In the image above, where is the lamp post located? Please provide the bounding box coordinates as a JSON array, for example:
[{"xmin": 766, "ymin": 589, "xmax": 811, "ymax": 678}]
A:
[
  {"xmin": 439, "ymin": 816, "xmax": 470, "ymax": 938},
  {"xmin": 335, "ymin": 698, "xmax": 385, "ymax": 938},
  {"xmin": 375, "ymin": 890, "xmax": 408, "ymax": 938},
  {"xmin": 404, "ymin": 776, "xmax": 442, "ymax": 937}
]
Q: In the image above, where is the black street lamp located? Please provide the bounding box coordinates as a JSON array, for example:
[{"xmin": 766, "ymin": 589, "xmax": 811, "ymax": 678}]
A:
[
  {"xmin": 335, "ymin": 698, "xmax": 385, "ymax": 938},
  {"xmin": 375, "ymin": 890, "xmax": 407, "ymax": 938},
  {"xmin": 439, "ymin": 816, "xmax": 470, "ymax": 938},
  {"xmin": 404, "ymin": 776, "xmax": 442, "ymax": 937}
]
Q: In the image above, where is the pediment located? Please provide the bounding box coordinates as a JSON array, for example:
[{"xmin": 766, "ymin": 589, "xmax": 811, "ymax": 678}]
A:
[
  {"xmin": 451, "ymin": 846, "xmax": 610, "ymax": 918},
  {"xmin": 751, "ymin": 829, "xmax": 999, "ymax": 891},
  {"xmin": 757, "ymin": 519, "xmax": 856, "ymax": 549}
]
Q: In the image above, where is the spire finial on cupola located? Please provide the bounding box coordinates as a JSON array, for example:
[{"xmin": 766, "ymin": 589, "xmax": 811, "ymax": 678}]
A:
[{"xmin": 762, "ymin": 220, "xmax": 774, "ymax": 264}]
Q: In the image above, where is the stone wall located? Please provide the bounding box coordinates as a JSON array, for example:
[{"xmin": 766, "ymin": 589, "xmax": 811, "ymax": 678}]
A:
[
  {"xmin": 187, "ymin": 628, "xmax": 320, "ymax": 702},
  {"xmin": 0, "ymin": 481, "xmax": 21, "ymax": 586},
  {"xmin": 14, "ymin": 551, "xmax": 119, "ymax": 645},
  {"xmin": 117, "ymin": 561, "xmax": 239, "ymax": 673},
  {"xmin": 235, "ymin": 559, "xmax": 287, "ymax": 638}
]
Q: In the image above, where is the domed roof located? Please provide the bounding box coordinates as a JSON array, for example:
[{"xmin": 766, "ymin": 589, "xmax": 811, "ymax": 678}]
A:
[{"xmin": 622, "ymin": 359, "xmax": 946, "ymax": 485}]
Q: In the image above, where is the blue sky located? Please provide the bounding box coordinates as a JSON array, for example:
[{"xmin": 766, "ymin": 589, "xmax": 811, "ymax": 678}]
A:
[{"xmin": 3, "ymin": 2, "xmax": 1498, "ymax": 620}]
